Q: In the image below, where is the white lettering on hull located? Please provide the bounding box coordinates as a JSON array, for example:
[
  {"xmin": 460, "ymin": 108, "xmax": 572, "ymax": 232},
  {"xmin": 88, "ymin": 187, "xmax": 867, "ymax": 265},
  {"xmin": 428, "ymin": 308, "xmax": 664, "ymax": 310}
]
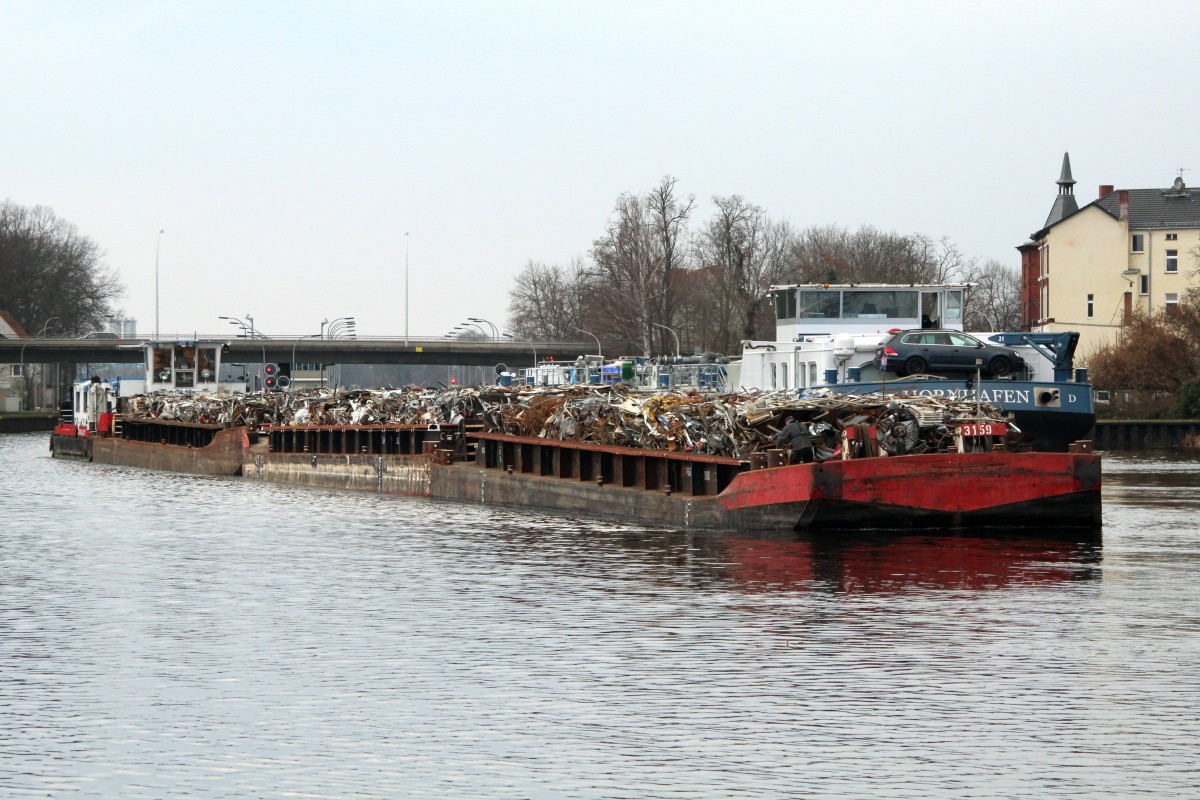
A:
[{"xmin": 910, "ymin": 387, "xmax": 1031, "ymax": 405}]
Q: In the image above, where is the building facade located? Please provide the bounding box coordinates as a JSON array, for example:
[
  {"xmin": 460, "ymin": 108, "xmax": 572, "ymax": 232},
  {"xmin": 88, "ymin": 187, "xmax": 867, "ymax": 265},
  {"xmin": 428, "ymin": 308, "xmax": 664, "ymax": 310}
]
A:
[
  {"xmin": 1020, "ymin": 153, "xmax": 1200, "ymax": 358},
  {"xmin": 0, "ymin": 311, "xmax": 29, "ymax": 411}
]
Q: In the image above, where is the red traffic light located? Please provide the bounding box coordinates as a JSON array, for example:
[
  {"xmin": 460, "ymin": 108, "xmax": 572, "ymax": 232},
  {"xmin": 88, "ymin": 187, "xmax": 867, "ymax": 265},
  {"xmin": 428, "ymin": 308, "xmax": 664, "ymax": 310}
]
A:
[
  {"xmin": 264, "ymin": 363, "xmax": 279, "ymax": 377},
  {"xmin": 265, "ymin": 375, "xmax": 278, "ymax": 390}
]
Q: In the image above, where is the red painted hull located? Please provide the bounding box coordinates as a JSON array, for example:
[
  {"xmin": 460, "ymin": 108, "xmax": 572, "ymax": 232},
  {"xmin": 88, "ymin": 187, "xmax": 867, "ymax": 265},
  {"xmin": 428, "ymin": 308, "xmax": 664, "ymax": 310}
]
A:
[{"xmin": 717, "ymin": 451, "xmax": 1102, "ymax": 531}]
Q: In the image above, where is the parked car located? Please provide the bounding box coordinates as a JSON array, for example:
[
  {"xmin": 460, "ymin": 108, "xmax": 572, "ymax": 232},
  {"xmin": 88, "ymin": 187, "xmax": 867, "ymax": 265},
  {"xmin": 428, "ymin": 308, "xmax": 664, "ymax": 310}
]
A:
[{"xmin": 874, "ymin": 330, "xmax": 1025, "ymax": 377}]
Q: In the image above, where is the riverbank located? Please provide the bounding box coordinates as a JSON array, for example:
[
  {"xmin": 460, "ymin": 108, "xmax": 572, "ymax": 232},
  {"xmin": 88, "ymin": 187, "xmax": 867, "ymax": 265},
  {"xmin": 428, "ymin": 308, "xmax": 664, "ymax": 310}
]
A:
[
  {"xmin": 0, "ymin": 411, "xmax": 56, "ymax": 433},
  {"xmin": 1095, "ymin": 419, "xmax": 1200, "ymax": 449}
]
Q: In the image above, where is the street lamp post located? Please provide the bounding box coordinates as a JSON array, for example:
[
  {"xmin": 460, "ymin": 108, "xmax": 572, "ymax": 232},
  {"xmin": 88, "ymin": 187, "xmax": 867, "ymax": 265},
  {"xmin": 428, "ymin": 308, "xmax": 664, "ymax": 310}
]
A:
[
  {"xmin": 469, "ymin": 317, "xmax": 498, "ymax": 340},
  {"xmin": 457, "ymin": 321, "xmax": 487, "ymax": 338},
  {"xmin": 651, "ymin": 323, "xmax": 681, "ymax": 359},
  {"xmin": 326, "ymin": 317, "xmax": 355, "ymax": 339},
  {"xmin": 221, "ymin": 315, "xmax": 267, "ymax": 386},
  {"xmin": 292, "ymin": 333, "xmax": 321, "ymax": 392},
  {"xmin": 575, "ymin": 327, "xmax": 602, "ymax": 359},
  {"xmin": 502, "ymin": 333, "xmax": 537, "ymax": 367},
  {"xmin": 405, "ymin": 232, "xmax": 410, "ymax": 346},
  {"xmin": 155, "ymin": 229, "xmax": 164, "ymax": 339},
  {"xmin": 326, "ymin": 317, "xmax": 356, "ymax": 389}
]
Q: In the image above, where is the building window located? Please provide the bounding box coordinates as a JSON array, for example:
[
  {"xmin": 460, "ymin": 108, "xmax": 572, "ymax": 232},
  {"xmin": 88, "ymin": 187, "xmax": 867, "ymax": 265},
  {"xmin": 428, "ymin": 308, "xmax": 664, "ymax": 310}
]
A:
[
  {"xmin": 9, "ymin": 364, "xmax": 21, "ymax": 377},
  {"xmin": 1087, "ymin": 294, "xmax": 1094, "ymax": 318},
  {"xmin": 770, "ymin": 363, "xmax": 777, "ymax": 389},
  {"xmin": 1131, "ymin": 234, "xmax": 1145, "ymax": 253},
  {"xmin": 780, "ymin": 362, "xmax": 788, "ymax": 389},
  {"xmin": 1166, "ymin": 233, "xmax": 1178, "ymax": 241},
  {"xmin": 1166, "ymin": 249, "xmax": 1178, "ymax": 273},
  {"xmin": 1140, "ymin": 275, "xmax": 1149, "ymax": 295},
  {"xmin": 1166, "ymin": 293, "xmax": 1179, "ymax": 314}
]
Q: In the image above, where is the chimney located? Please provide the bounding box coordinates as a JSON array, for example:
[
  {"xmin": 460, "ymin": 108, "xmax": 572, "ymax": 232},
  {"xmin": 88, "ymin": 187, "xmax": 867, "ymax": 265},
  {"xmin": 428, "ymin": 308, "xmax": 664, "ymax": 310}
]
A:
[
  {"xmin": 1099, "ymin": 184, "xmax": 1114, "ymax": 198},
  {"xmin": 1119, "ymin": 190, "xmax": 1129, "ymax": 220}
]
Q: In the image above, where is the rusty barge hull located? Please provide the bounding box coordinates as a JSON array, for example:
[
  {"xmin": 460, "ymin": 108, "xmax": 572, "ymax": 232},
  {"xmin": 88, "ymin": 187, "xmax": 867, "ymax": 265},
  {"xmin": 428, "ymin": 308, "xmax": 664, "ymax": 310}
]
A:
[
  {"xmin": 715, "ymin": 450, "xmax": 1102, "ymax": 529},
  {"xmin": 51, "ymin": 422, "xmax": 1103, "ymax": 533},
  {"xmin": 51, "ymin": 423, "xmax": 248, "ymax": 476},
  {"xmin": 459, "ymin": 433, "xmax": 1101, "ymax": 531}
]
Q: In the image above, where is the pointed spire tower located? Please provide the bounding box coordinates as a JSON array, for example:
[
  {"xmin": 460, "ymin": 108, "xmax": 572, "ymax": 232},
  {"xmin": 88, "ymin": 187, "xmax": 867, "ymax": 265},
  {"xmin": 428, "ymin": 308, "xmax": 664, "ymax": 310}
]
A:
[{"xmin": 1043, "ymin": 152, "xmax": 1080, "ymax": 228}]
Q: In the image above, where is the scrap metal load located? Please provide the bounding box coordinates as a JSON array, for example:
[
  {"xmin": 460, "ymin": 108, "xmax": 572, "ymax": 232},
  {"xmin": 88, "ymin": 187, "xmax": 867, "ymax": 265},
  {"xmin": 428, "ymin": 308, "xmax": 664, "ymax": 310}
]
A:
[
  {"xmin": 117, "ymin": 385, "xmax": 1013, "ymax": 459},
  {"xmin": 482, "ymin": 386, "xmax": 1012, "ymax": 458},
  {"xmin": 119, "ymin": 387, "xmax": 492, "ymax": 429}
]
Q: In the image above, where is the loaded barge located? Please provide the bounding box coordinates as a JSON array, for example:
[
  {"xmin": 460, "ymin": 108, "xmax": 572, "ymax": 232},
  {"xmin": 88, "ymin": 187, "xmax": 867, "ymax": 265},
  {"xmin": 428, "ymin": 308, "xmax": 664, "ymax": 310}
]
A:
[{"xmin": 50, "ymin": 339, "xmax": 1101, "ymax": 532}]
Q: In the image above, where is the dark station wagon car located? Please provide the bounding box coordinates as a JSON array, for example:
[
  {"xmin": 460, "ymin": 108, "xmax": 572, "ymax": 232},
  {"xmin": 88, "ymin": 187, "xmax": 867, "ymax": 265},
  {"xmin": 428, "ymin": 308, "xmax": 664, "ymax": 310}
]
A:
[{"xmin": 874, "ymin": 330, "xmax": 1025, "ymax": 378}]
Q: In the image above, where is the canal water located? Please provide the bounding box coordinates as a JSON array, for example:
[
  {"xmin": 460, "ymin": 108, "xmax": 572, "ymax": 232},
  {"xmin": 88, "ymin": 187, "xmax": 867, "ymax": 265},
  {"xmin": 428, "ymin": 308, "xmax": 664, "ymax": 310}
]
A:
[{"xmin": 2, "ymin": 432, "xmax": 1198, "ymax": 799}]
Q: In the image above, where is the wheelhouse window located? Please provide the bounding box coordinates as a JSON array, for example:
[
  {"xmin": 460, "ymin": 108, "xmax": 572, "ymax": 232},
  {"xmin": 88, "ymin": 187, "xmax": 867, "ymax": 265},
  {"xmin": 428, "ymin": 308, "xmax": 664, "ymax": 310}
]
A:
[
  {"xmin": 944, "ymin": 290, "xmax": 963, "ymax": 322},
  {"xmin": 1166, "ymin": 249, "xmax": 1178, "ymax": 273},
  {"xmin": 197, "ymin": 347, "xmax": 218, "ymax": 382},
  {"xmin": 1087, "ymin": 293, "xmax": 1094, "ymax": 318},
  {"xmin": 796, "ymin": 291, "xmax": 840, "ymax": 319},
  {"xmin": 1131, "ymin": 234, "xmax": 1145, "ymax": 253},
  {"xmin": 841, "ymin": 290, "xmax": 918, "ymax": 319},
  {"xmin": 173, "ymin": 345, "xmax": 196, "ymax": 388},
  {"xmin": 774, "ymin": 291, "xmax": 797, "ymax": 320},
  {"xmin": 151, "ymin": 347, "xmax": 172, "ymax": 383}
]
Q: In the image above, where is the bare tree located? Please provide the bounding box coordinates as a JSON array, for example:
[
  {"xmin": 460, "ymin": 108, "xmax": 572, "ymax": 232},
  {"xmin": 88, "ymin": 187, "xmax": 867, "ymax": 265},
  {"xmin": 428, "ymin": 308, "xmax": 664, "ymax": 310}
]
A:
[
  {"xmin": 690, "ymin": 195, "xmax": 778, "ymax": 352},
  {"xmin": 506, "ymin": 257, "xmax": 590, "ymax": 340},
  {"xmin": 644, "ymin": 176, "xmax": 694, "ymax": 354},
  {"xmin": 778, "ymin": 226, "xmax": 964, "ymax": 285},
  {"xmin": 590, "ymin": 181, "xmax": 689, "ymax": 356},
  {"xmin": 960, "ymin": 259, "xmax": 1021, "ymax": 330},
  {"xmin": 0, "ymin": 201, "xmax": 123, "ymax": 335}
]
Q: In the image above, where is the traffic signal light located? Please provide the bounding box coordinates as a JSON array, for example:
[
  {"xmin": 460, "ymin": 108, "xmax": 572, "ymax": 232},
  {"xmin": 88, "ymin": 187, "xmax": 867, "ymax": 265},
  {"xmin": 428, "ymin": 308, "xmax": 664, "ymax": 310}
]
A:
[
  {"xmin": 264, "ymin": 362, "xmax": 279, "ymax": 391},
  {"xmin": 277, "ymin": 362, "xmax": 292, "ymax": 389}
]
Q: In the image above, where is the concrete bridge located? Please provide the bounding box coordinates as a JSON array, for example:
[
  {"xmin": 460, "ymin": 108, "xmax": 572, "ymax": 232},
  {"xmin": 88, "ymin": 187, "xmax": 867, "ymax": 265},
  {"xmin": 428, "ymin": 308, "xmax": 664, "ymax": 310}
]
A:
[{"xmin": 0, "ymin": 336, "xmax": 594, "ymax": 369}]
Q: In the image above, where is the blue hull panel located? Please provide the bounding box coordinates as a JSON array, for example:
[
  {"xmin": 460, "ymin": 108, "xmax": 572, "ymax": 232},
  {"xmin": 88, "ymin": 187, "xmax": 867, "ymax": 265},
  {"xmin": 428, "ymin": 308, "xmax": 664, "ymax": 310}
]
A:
[{"xmin": 808, "ymin": 379, "xmax": 1095, "ymax": 452}]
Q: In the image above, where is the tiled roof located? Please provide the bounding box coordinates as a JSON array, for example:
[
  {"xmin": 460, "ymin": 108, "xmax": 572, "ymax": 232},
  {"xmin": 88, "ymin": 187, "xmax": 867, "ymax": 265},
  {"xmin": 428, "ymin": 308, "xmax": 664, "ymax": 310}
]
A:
[
  {"xmin": 1034, "ymin": 183, "xmax": 1200, "ymax": 239},
  {"xmin": 0, "ymin": 310, "xmax": 29, "ymax": 339},
  {"xmin": 1092, "ymin": 186, "xmax": 1200, "ymax": 229}
]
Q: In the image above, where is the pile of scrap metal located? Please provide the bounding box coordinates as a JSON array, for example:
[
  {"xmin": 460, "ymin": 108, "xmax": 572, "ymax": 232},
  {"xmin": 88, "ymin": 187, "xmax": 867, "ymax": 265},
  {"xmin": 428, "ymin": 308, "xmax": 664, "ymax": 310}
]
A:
[
  {"xmin": 116, "ymin": 385, "xmax": 1012, "ymax": 460},
  {"xmin": 118, "ymin": 387, "xmax": 498, "ymax": 429},
  {"xmin": 480, "ymin": 385, "xmax": 1013, "ymax": 459}
]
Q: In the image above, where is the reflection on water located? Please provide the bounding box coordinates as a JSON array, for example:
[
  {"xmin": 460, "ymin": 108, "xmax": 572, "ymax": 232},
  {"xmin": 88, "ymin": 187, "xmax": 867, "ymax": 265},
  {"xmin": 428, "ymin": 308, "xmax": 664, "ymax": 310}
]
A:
[
  {"xmin": 722, "ymin": 532, "xmax": 1101, "ymax": 593},
  {"xmin": 2, "ymin": 433, "xmax": 1200, "ymax": 799}
]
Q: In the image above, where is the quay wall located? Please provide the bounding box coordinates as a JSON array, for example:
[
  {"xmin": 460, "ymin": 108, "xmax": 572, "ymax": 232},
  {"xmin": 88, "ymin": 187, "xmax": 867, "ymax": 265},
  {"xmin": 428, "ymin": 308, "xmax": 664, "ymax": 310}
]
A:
[
  {"xmin": 1095, "ymin": 420, "xmax": 1200, "ymax": 450},
  {"xmin": 0, "ymin": 413, "xmax": 57, "ymax": 433}
]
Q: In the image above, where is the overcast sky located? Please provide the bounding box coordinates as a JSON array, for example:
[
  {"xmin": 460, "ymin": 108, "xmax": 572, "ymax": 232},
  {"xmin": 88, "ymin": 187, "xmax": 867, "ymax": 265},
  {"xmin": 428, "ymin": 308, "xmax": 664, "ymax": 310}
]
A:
[{"xmin": 4, "ymin": 1, "xmax": 1199, "ymax": 338}]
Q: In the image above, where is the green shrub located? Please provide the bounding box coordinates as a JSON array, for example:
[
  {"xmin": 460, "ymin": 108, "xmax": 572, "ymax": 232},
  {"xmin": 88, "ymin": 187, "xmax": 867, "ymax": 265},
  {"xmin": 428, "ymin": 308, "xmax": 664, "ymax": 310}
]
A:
[{"xmin": 1174, "ymin": 380, "xmax": 1200, "ymax": 419}]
